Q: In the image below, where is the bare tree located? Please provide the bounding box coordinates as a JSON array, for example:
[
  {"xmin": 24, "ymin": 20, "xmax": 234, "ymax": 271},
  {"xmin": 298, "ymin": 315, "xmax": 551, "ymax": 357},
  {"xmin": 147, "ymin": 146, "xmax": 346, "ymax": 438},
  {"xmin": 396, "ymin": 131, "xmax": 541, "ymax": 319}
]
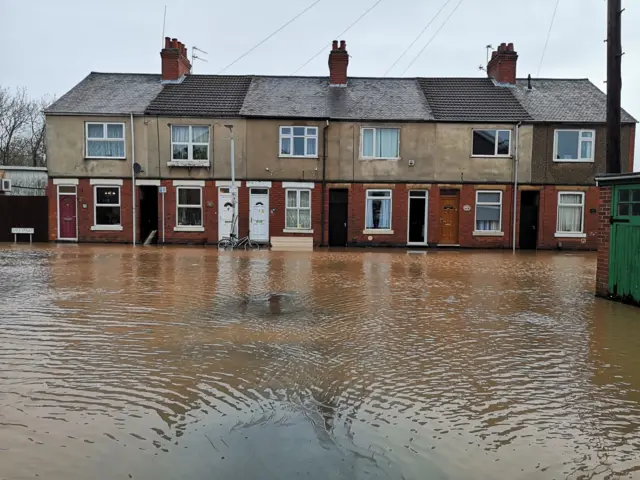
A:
[{"xmin": 0, "ymin": 87, "xmax": 52, "ymax": 167}]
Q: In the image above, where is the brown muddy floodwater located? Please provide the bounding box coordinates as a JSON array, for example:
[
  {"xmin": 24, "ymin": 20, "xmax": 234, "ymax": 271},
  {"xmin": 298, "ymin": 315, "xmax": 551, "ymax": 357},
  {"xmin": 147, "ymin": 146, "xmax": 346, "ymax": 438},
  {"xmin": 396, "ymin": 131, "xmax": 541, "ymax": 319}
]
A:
[{"xmin": 1, "ymin": 246, "xmax": 640, "ymax": 480}]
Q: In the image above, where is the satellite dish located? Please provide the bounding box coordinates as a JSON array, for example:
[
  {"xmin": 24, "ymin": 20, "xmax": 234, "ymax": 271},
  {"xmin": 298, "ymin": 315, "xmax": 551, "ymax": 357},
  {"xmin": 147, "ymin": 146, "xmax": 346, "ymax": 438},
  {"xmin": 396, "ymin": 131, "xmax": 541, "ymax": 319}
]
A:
[{"xmin": 133, "ymin": 163, "xmax": 143, "ymax": 174}]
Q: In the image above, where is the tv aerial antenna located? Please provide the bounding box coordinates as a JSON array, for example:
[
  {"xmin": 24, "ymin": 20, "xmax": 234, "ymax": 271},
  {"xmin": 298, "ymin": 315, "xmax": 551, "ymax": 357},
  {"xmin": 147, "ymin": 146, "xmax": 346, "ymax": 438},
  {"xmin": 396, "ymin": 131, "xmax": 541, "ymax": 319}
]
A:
[{"xmin": 192, "ymin": 46, "xmax": 208, "ymax": 73}]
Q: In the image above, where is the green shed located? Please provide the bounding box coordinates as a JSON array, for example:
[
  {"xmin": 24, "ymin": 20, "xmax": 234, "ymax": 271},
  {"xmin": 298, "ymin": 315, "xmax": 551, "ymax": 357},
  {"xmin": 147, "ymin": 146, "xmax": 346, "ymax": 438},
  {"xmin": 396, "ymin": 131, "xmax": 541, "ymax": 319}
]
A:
[{"xmin": 596, "ymin": 172, "xmax": 640, "ymax": 306}]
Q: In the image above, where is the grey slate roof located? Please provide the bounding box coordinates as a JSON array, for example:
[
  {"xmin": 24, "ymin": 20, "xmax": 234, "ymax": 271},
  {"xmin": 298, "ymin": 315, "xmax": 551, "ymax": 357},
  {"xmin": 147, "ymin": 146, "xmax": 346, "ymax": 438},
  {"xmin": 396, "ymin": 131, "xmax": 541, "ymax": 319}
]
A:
[
  {"xmin": 418, "ymin": 78, "xmax": 532, "ymax": 122},
  {"xmin": 240, "ymin": 76, "xmax": 434, "ymax": 121},
  {"xmin": 145, "ymin": 75, "xmax": 252, "ymax": 117},
  {"xmin": 512, "ymin": 78, "xmax": 636, "ymax": 123},
  {"xmin": 45, "ymin": 73, "xmax": 163, "ymax": 115}
]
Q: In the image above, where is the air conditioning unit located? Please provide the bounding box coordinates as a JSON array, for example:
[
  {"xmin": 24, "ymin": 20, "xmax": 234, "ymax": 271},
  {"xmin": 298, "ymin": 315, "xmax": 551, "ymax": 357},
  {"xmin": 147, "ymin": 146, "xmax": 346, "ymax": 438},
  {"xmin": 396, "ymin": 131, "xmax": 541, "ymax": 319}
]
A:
[{"xmin": 1, "ymin": 179, "xmax": 11, "ymax": 192}]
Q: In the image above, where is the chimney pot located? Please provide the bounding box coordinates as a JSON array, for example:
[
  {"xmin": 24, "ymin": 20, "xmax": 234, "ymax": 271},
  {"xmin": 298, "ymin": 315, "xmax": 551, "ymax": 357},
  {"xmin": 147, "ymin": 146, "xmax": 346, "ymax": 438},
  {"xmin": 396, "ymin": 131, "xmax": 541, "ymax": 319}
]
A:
[
  {"xmin": 328, "ymin": 39, "xmax": 349, "ymax": 85},
  {"xmin": 161, "ymin": 36, "xmax": 192, "ymax": 81},
  {"xmin": 487, "ymin": 41, "xmax": 518, "ymax": 84}
]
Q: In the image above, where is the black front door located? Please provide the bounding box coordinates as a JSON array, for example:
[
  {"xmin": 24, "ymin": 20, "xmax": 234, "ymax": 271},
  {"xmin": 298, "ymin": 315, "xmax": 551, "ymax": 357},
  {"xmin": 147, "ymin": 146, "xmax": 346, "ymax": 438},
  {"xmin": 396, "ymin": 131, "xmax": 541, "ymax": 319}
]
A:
[
  {"xmin": 329, "ymin": 189, "xmax": 348, "ymax": 246},
  {"xmin": 519, "ymin": 190, "xmax": 539, "ymax": 249},
  {"xmin": 140, "ymin": 186, "xmax": 159, "ymax": 244}
]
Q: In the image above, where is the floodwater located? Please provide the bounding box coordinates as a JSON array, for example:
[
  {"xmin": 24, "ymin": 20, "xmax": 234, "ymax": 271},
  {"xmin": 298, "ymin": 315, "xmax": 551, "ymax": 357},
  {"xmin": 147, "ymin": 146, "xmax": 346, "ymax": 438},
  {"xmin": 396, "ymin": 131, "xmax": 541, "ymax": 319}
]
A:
[{"xmin": 1, "ymin": 246, "xmax": 640, "ymax": 480}]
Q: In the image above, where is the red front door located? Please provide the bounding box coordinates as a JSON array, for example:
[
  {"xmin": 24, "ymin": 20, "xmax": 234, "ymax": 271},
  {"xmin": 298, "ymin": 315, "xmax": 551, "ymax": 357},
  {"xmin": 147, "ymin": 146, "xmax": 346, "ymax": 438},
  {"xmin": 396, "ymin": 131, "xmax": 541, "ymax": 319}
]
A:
[{"xmin": 59, "ymin": 194, "xmax": 77, "ymax": 239}]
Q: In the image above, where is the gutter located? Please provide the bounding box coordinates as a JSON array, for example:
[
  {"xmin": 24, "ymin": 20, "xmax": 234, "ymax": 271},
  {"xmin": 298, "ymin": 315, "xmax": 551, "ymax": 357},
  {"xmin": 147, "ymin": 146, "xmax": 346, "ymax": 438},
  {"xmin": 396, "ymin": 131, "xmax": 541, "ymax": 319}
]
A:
[{"xmin": 320, "ymin": 120, "xmax": 330, "ymax": 246}]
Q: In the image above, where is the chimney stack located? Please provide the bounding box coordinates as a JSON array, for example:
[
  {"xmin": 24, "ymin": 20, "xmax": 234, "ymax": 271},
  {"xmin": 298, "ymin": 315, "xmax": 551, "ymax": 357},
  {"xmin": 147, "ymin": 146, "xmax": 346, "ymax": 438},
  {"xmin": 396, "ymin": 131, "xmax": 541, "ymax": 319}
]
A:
[
  {"xmin": 329, "ymin": 40, "xmax": 349, "ymax": 86},
  {"xmin": 161, "ymin": 37, "xmax": 192, "ymax": 82},
  {"xmin": 487, "ymin": 42, "xmax": 518, "ymax": 85}
]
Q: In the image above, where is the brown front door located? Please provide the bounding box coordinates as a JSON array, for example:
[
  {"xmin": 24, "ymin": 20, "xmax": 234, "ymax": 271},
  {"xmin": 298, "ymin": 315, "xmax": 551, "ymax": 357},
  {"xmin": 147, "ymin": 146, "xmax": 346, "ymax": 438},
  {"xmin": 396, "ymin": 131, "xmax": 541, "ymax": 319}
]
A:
[{"xmin": 439, "ymin": 192, "xmax": 460, "ymax": 245}]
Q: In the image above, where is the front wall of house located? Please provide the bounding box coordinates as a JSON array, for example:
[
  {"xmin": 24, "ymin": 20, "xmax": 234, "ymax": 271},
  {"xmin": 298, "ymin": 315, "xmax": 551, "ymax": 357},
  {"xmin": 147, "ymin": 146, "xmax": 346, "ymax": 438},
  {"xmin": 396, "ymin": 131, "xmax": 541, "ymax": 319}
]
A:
[
  {"xmin": 245, "ymin": 119, "xmax": 325, "ymax": 181},
  {"xmin": 530, "ymin": 124, "xmax": 635, "ymax": 184},
  {"xmin": 46, "ymin": 115, "xmax": 248, "ymax": 181}
]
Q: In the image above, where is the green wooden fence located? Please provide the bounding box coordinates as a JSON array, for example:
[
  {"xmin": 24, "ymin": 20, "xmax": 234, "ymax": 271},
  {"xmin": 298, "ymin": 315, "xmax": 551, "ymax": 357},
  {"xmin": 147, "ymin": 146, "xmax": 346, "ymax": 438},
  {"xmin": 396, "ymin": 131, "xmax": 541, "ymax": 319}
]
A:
[{"xmin": 609, "ymin": 185, "xmax": 640, "ymax": 304}]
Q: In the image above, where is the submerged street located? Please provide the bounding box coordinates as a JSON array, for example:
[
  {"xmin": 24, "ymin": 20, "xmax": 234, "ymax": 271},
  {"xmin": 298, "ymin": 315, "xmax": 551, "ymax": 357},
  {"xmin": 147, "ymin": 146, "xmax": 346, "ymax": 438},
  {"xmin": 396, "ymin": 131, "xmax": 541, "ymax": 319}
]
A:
[{"xmin": 1, "ymin": 245, "xmax": 639, "ymax": 479}]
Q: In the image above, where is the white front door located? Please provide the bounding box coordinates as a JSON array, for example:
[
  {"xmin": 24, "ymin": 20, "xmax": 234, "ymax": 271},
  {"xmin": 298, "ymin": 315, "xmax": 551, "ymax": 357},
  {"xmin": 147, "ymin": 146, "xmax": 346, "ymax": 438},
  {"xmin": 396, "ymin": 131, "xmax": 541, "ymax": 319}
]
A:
[
  {"xmin": 218, "ymin": 188, "xmax": 238, "ymax": 240},
  {"xmin": 250, "ymin": 188, "xmax": 270, "ymax": 243}
]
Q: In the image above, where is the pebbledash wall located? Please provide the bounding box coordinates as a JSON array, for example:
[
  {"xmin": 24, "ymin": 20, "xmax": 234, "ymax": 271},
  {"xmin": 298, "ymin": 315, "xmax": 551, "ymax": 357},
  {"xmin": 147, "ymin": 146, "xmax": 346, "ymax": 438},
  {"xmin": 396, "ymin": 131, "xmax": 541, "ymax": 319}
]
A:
[{"xmin": 47, "ymin": 178, "xmax": 599, "ymax": 249}]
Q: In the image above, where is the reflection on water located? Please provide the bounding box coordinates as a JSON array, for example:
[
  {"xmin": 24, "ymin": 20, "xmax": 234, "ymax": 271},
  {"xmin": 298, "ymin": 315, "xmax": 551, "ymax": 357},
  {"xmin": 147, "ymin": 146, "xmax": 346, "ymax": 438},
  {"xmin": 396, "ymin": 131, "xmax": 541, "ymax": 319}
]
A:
[{"xmin": 1, "ymin": 245, "xmax": 640, "ymax": 479}]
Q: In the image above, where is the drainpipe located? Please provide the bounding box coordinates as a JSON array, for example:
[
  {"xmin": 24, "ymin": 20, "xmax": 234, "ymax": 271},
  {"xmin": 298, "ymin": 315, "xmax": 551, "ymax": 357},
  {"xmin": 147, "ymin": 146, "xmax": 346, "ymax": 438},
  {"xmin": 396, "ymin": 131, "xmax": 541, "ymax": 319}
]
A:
[
  {"xmin": 161, "ymin": 188, "xmax": 165, "ymax": 244},
  {"xmin": 130, "ymin": 113, "xmax": 136, "ymax": 246},
  {"xmin": 320, "ymin": 120, "xmax": 329, "ymax": 246},
  {"xmin": 512, "ymin": 122, "xmax": 522, "ymax": 253}
]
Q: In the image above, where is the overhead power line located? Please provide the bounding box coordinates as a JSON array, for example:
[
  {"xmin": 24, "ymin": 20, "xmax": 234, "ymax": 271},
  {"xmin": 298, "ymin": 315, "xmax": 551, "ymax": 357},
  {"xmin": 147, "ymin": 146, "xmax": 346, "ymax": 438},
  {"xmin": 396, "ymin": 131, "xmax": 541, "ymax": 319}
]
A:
[
  {"xmin": 537, "ymin": 0, "xmax": 561, "ymax": 77},
  {"xmin": 217, "ymin": 0, "xmax": 322, "ymax": 74},
  {"xmin": 400, "ymin": 0, "xmax": 465, "ymax": 76},
  {"xmin": 291, "ymin": 0, "xmax": 384, "ymax": 75}
]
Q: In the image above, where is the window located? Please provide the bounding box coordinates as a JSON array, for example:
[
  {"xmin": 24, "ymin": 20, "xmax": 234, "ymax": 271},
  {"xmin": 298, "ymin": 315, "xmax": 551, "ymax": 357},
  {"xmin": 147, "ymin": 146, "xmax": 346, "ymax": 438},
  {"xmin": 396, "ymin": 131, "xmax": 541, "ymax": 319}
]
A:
[
  {"xmin": 617, "ymin": 188, "xmax": 640, "ymax": 216},
  {"xmin": 472, "ymin": 129, "xmax": 511, "ymax": 156},
  {"xmin": 554, "ymin": 130, "xmax": 595, "ymax": 162},
  {"xmin": 365, "ymin": 190, "xmax": 392, "ymax": 230},
  {"xmin": 86, "ymin": 123, "xmax": 125, "ymax": 158},
  {"xmin": 285, "ymin": 189, "xmax": 312, "ymax": 230},
  {"xmin": 280, "ymin": 127, "xmax": 318, "ymax": 157},
  {"xmin": 94, "ymin": 186, "xmax": 121, "ymax": 226},
  {"xmin": 171, "ymin": 126, "xmax": 210, "ymax": 163},
  {"xmin": 177, "ymin": 187, "xmax": 203, "ymax": 227},
  {"xmin": 475, "ymin": 191, "xmax": 503, "ymax": 232},
  {"xmin": 361, "ymin": 128, "xmax": 400, "ymax": 159},
  {"xmin": 557, "ymin": 192, "xmax": 585, "ymax": 235}
]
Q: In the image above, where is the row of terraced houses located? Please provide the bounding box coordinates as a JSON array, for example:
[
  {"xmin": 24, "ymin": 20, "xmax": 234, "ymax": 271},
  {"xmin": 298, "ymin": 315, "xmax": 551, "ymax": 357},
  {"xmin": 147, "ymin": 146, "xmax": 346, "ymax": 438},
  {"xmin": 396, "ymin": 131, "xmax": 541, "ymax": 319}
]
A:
[{"xmin": 44, "ymin": 38, "xmax": 636, "ymax": 249}]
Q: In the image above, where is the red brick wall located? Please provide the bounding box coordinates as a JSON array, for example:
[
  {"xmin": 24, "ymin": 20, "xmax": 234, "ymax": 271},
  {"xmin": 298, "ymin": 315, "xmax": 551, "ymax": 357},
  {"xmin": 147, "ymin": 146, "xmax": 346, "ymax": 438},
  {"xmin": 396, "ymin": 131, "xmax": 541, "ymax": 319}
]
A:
[
  {"xmin": 269, "ymin": 182, "xmax": 322, "ymax": 244},
  {"xmin": 596, "ymin": 186, "xmax": 612, "ymax": 297},
  {"xmin": 537, "ymin": 186, "xmax": 599, "ymax": 250},
  {"xmin": 159, "ymin": 180, "xmax": 217, "ymax": 244}
]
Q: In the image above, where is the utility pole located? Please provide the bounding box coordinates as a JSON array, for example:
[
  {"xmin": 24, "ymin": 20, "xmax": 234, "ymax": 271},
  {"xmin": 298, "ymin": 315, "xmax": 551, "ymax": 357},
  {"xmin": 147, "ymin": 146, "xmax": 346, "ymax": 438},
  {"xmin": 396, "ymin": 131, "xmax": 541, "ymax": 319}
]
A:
[{"xmin": 606, "ymin": 0, "xmax": 623, "ymax": 173}]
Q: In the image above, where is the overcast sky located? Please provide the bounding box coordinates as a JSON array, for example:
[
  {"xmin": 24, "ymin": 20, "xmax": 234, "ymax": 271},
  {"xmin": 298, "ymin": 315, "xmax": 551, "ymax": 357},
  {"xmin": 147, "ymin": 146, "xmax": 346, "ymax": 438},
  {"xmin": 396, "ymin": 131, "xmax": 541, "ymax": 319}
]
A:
[{"xmin": 1, "ymin": 0, "xmax": 638, "ymax": 168}]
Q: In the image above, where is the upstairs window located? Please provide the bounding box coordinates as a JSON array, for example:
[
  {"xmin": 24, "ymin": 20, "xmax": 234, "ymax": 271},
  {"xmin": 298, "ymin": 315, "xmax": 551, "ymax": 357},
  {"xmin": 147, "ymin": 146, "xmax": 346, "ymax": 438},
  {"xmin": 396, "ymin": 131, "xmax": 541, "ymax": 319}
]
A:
[
  {"xmin": 280, "ymin": 127, "xmax": 318, "ymax": 157},
  {"xmin": 171, "ymin": 126, "xmax": 210, "ymax": 163},
  {"xmin": 86, "ymin": 123, "xmax": 125, "ymax": 158},
  {"xmin": 554, "ymin": 130, "xmax": 595, "ymax": 162},
  {"xmin": 361, "ymin": 128, "xmax": 400, "ymax": 159},
  {"xmin": 472, "ymin": 129, "xmax": 511, "ymax": 156}
]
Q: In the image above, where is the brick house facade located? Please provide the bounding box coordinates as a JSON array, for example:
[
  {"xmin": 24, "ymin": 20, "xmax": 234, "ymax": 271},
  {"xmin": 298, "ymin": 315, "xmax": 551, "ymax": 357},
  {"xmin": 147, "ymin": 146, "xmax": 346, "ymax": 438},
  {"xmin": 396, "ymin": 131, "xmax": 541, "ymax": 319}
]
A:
[{"xmin": 44, "ymin": 38, "xmax": 637, "ymax": 250}]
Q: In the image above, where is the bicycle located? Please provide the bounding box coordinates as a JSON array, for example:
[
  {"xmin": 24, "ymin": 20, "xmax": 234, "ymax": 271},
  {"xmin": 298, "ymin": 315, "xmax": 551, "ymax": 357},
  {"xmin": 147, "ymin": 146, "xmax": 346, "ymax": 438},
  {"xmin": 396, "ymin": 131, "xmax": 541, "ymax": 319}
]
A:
[{"xmin": 218, "ymin": 233, "xmax": 261, "ymax": 250}]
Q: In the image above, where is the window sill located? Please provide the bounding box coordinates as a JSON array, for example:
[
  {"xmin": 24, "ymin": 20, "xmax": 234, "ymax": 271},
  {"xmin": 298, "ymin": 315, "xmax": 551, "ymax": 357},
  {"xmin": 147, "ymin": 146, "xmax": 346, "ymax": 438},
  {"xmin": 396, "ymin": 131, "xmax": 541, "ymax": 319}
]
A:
[
  {"xmin": 470, "ymin": 155, "xmax": 512, "ymax": 159},
  {"xmin": 174, "ymin": 226, "xmax": 205, "ymax": 232},
  {"xmin": 168, "ymin": 160, "xmax": 210, "ymax": 167},
  {"xmin": 554, "ymin": 232, "xmax": 586, "ymax": 238},
  {"xmin": 553, "ymin": 159, "xmax": 594, "ymax": 163},
  {"xmin": 362, "ymin": 229, "xmax": 394, "ymax": 235},
  {"xmin": 473, "ymin": 231, "xmax": 504, "ymax": 237},
  {"xmin": 359, "ymin": 157, "xmax": 400, "ymax": 161},
  {"xmin": 91, "ymin": 225, "xmax": 123, "ymax": 231},
  {"xmin": 283, "ymin": 228, "xmax": 314, "ymax": 234},
  {"xmin": 278, "ymin": 155, "xmax": 319, "ymax": 160},
  {"xmin": 85, "ymin": 157, "xmax": 126, "ymax": 161}
]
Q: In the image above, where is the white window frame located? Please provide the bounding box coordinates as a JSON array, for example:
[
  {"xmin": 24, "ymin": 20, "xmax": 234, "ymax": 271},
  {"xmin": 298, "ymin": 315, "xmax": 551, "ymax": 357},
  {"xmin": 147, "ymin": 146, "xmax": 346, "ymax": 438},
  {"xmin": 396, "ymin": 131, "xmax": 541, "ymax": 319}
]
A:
[
  {"xmin": 364, "ymin": 189, "xmax": 393, "ymax": 233},
  {"xmin": 169, "ymin": 125, "xmax": 210, "ymax": 166},
  {"xmin": 175, "ymin": 186, "xmax": 204, "ymax": 231},
  {"xmin": 284, "ymin": 188, "xmax": 312, "ymax": 232},
  {"xmin": 92, "ymin": 185, "xmax": 122, "ymax": 231},
  {"xmin": 85, "ymin": 122, "xmax": 126, "ymax": 159},
  {"xmin": 360, "ymin": 127, "xmax": 401, "ymax": 160},
  {"xmin": 474, "ymin": 190, "xmax": 503, "ymax": 235},
  {"xmin": 471, "ymin": 129, "xmax": 512, "ymax": 157},
  {"xmin": 553, "ymin": 129, "xmax": 596, "ymax": 163},
  {"xmin": 279, "ymin": 126, "xmax": 318, "ymax": 158},
  {"xmin": 555, "ymin": 191, "xmax": 586, "ymax": 237}
]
